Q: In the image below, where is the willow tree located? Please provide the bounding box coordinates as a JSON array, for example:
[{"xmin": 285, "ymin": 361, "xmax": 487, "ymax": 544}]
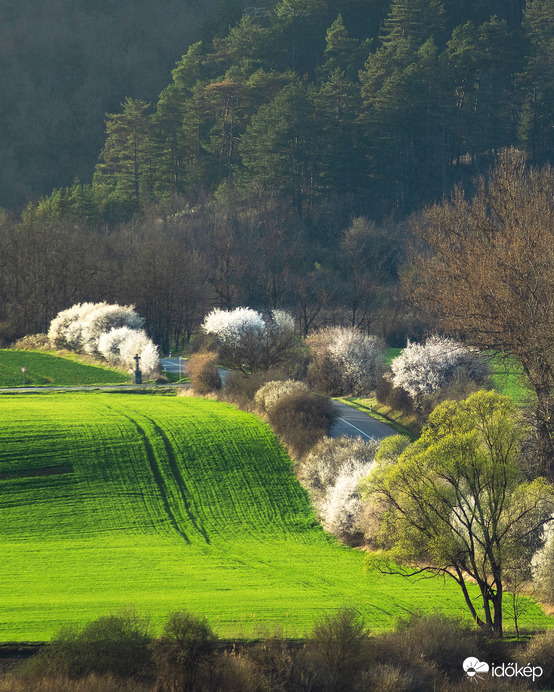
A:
[{"xmin": 364, "ymin": 391, "xmax": 554, "ymax": 638}]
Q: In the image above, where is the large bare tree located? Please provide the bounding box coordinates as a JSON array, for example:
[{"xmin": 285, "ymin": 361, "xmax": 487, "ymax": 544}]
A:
[{"xmin": 404, "ymin": 149, "xmax": 554, "ymax": 476}]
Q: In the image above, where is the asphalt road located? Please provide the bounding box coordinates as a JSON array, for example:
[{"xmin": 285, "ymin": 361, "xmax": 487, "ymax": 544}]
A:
[{"xmin": 330, "ymin": 401, "xmax": 397, "ymax": 442}]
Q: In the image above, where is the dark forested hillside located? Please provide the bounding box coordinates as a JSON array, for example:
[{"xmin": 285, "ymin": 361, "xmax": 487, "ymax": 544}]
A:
[
  {"xmin": 1, "ymin": 0, "xmax": 553, "ymax": 348},
  {"xmin": 50, "ymin": 0, "xmax": 552, "ymax": 222},
  {"xmin": 0, "ymin": 0, "xmax": 217, "ymax": 208},
  {"xmin": 0, "ymin": 0, "xmax": 537, "ymax": 210}
]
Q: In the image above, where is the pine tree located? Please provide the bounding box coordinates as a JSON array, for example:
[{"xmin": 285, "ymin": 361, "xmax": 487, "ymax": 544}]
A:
[
  {"xmin": 519, "ymin": 0, "xmax": 554, "ymax": 160},
  {"xmin": 240, "ymin": 82, "xmax": 317, "ymax": 217},
  {"xmin": 95, "ymin": 98, "xmax": 154, "ymax": 202},
  {"xmin": 318, "ymin": 14, "xmax": 370, "ymax": 82}
]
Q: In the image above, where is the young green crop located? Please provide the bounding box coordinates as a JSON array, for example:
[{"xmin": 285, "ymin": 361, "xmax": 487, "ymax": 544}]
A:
[
  {"xmin": 0, "ymin": 393, "xmax": 551, "ymax": 642},
  {"xmin": 0, "ymin": 349, "xmax": 127, "ymax": 386}
]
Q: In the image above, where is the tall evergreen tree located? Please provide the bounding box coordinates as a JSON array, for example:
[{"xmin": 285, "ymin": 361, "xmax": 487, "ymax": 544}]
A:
[
  {"xmin": 317, "ymin": 14, "xmax": 371, "ymax": 82},
  {"xmin": 380, "ymin": 0, "xmax": 446, "ymax": 47},
  {"xmin": 360, "ymin": 20, "xmax": 445, "ymax": 214},
  {"xmin": 95, "ymin": 98, "xmax": 154, "ymax": 203},
  {"xmin": 314, "ymin": 69, "xmax": 365, "ymax": 201},
  {"xmin": 519, "ymin": 0, "xmax": 554, "ymax": 161},
  {"xmin": 240, "ymin": 82, "xmax": 318, "ymax": 217}
]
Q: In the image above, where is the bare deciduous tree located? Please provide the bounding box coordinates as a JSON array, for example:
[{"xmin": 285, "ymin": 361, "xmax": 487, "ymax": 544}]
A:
[{"xmin": 405, "ymin": 149, "xmax": 554, "ymax": 476}]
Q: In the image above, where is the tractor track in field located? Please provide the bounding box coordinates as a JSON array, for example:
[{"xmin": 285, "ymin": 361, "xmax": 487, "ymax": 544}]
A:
[
  {"xmin": 141, "ymin": 413, "xmax": 211, "ymax": 545},
  {"xmin": 108, "ymin": 407, "xmax": 192, "ymax": 545}
]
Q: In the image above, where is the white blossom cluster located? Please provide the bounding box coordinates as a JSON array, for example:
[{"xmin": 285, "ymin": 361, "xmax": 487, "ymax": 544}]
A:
[
  {"xmin": 97, "ymin": 326, "xmax": 160, "ymax": 374},
  {"xmin": 531, "ymin": 519, "xmax": 554, "ymax": 601},
  {"xmin": 320, "ymin": 458, "xmax": 375, "ymax": 540},
  {"xmin": 390, "ymin": 336, "xmax": 489, "ymax": 401},
  {"xmin": 308, "ymin": 326, "xmax": 386, "ymax": 395},
  {"xmin": 48, "ymin": 302, "xmax": 159, "ymax": 374},
  {"xmin": 298, "ymin": 435, "xmax": 377, "ymax": 542},
  {"xmin": 202, "ymin": 307, "xmax": 296, "ymax": 372},
  {"xmin": 203, "ymin": 307, "xmax": 265, "ymax": 347}
]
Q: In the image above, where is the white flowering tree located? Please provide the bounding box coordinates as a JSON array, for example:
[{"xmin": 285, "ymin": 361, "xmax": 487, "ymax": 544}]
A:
[
  {"xmin": 79, "ymin": 304, "xmax": 145, "ymax": 355},
  {"xmin": 49, "ymin": 303, "xmax": 159, "ymax": 375},
  {"xmin": 49, "ymin": 302, "xmax": 145, "ymax": 354},
  {"xmin": 307, "ymin": 326, "xmax": 386, "ymax": 395},
  {"xmin": 532, "ymin": 520, "xmax": 554, "ymax": 601},
  {"xmin": 320, "ymin": 458, "xmax": 375, "ymax": 542},
  {"xmin": 390, "ymin": 336, "xmax": 489, "ymax": 405},
  {"xmin": 98, "ymin": 326, "xmax": 160, "ymax": 375},
  {"xmin": 48, "ymin": 302, "xmax": 100, "ymax": 351},
  {"xmin": 202, "ymin": 307, "xmax": 296, "ymax": 374},
  {"xmin": 297, "ymin": 435, "xmax": 378, "ymax": 543}
]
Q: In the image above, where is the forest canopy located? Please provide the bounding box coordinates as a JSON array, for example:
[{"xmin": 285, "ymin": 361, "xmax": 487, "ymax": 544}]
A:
[{"xmin": 2, "ymin": 0, "xmax": 547, "ymax": 217}]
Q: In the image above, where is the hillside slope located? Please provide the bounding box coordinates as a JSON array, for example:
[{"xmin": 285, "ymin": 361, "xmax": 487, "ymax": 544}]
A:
[
  {"xmin": 0, "ymin": 393, "xmax": 551, "ymax": 641},
  {"xmin": 0, "ymin": 350, "xmax": 127, "ymax": 387}
]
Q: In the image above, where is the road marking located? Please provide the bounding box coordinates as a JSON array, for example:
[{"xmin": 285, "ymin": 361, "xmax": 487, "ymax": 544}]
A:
[{"xmin": 336, "ymin": 417, "xmax": 376, "ymax": 441}]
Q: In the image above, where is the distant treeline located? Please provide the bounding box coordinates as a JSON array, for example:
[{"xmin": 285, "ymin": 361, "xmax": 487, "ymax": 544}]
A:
[{"xmin": 0, "ymin": 197, "xmax": 406, "ymax": 351}]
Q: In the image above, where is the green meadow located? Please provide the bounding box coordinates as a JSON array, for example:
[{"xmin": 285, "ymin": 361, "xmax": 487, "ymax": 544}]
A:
[
  {"xmin": 0, "ymin": 350, "xmax": 127, "ymax": 387},
  {"xmin": 0, "ymin": 393, "xmax": 551, "ymax": 642}
]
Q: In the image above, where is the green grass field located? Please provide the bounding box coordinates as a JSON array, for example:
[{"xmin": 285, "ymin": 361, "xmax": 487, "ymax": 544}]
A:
[
  {"xmin": 0, "ymin": 393, "xmax": 551, "ymax": 642},
  {"xmin": 0, "ymin": 350, "xmax": 127, "ymax": 387}
]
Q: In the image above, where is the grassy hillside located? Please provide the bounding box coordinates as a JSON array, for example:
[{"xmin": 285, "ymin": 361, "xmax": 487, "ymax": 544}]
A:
[
  {"xmin": 0, "ymin": 393, "xmax": 551, "ymax": 642},
  {"xmin": 0, "ymin": 350, "xmax": 127, "ymax": 386}
]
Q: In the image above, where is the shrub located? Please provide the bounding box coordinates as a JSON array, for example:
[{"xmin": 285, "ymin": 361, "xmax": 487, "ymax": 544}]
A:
[
  {"xmin": 20, "ymin": 611, "xmax": 152, "ymax": 681},
  {"xmin": 150, "ymin": 611, "xmax": 217, "ymax": 692},
  {"xmin": 0, "ymin": 672, "xmax": 152, "ymax": 691},
  {"xmin": 309, "ymin": 607, "xmax": 370, "ymax": 691},
  {"xmin": 375, "ymin": 372, "xmax": 393, "ymax": 405},
  {"xmin": 202, "ymin": 307, "xmax": 297, "ymax": 373},
  {"xmin": 386, "ymin": 382, "xmax": 414, "ymax": 417},
  {"xmin": 391, "ymin": 614, "xmax": 486, "ymax": 680},
  {"xmin": 298, "ymin": 436, "xmax": 377, "ymax": 507},
  {"xmin": 12, "ymin": 333, "xmax": 52, "ymax": 350},
  {"xmin": 320, "ymin": 458, "xmax": 375, "ymax": 544},
  {"xmin": 254, "ymin": 379, "xmax": 309, "ymax": 413},
  {"xmin": 516, "ymin": 629, "xmax": 554, "ymax": 690},
  {"xmin": 266, "ymin": 391, "xmax": 337, "ymax": 459},
  {"xmin": 307, "ymin": 326, "xmax": 386, "ymax": 396},
  {"xmin": 367, "ymin": 614, "xmax": 487, "ymax": 691},
  {"xmin": 390, "ymin": 336, "xmax": 490, "ymax": 408},
  {"xmin": 221, "ymin": 368, "xmax": 290, "ymax": 410},
  {"xmin": 185, "ymin": 352, "xmax": 222, "ymax": 394},
  {"xmin": 361, "ymin": 663, "xmax": 428, "ymax": 692}
]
